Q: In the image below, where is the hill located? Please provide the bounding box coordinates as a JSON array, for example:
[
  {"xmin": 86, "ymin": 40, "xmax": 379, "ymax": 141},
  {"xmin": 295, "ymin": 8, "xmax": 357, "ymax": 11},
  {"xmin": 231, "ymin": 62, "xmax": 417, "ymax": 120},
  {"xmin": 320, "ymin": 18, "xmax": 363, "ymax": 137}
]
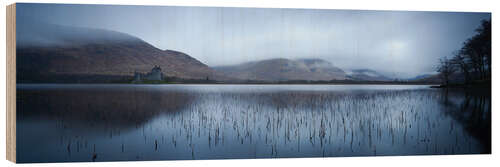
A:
[
  {"xmin": 213, "ymin": 58, "xmax": 347, "ymax": 81},
  {"xmin": 16, "ymin": 20, "xmax": 223, "ymax": 83},
  {"xmin": 345, "ymin": 69, "xmax": 393, "ymax": 81}
]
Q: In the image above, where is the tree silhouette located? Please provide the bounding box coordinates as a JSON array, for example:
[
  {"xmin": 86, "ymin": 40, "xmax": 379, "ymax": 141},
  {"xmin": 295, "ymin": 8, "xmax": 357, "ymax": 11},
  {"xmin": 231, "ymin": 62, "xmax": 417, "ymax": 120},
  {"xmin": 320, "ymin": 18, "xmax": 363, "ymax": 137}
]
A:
[
  {"xmin": 437, "ymin": 19, "xmax": 491, "ymax": 86},
  {"xmin": 451, "ymin": 50, "xmax": 471, "ymax": 84},
  {"xmin": 437, "ymin": 57, "xmax": 454, "ymax": 85}
]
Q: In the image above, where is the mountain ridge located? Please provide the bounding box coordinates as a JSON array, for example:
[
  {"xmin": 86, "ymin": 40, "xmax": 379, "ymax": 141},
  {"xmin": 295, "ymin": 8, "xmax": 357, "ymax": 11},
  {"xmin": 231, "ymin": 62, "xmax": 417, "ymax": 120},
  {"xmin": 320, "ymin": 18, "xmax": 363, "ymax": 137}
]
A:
[
  {"xmin": 213, "ymin": 58, "xmax": 347, "ymax": 81},
  {"xmin": 345, "ymin": 69, "xmax": 393, "ymax": 81},
  {"xmin": 16, "ymin": 20, "xmax": 437, "ymax": 84},
  {"xmin": 16, "ymin": 21, "xmax": 226, "ymax": 83}
]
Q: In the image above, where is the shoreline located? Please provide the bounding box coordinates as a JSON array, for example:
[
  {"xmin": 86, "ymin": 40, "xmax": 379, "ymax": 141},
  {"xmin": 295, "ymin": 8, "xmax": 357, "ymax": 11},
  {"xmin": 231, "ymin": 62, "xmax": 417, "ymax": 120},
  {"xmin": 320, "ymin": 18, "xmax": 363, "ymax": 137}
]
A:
[
  {"xmin": 16, "ymin": 82, "xmax": 439, "ymax": 86},
  {"xmin": 430, "ymin": 82, "xmax": 491, "ymax": 89}
]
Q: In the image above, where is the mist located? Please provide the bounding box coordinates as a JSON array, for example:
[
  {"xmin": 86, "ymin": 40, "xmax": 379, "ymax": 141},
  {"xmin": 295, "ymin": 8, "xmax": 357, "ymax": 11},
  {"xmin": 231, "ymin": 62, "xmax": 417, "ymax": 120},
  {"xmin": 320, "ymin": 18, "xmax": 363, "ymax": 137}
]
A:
[
  {"xmin": 17, "ymin": 3, "xmax": 490, "ymax": 78},
  {"xmin": 16, "ymin": 18, "xmax": 143, "ymax": 48}
]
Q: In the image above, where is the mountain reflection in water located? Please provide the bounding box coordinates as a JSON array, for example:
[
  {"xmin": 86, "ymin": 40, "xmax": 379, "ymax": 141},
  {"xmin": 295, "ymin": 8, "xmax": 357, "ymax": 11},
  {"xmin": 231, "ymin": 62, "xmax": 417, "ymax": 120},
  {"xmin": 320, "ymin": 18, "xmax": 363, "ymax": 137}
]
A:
[{"xmin": 17, "ymin": 84, "xmax": 490, "ymax": 162}]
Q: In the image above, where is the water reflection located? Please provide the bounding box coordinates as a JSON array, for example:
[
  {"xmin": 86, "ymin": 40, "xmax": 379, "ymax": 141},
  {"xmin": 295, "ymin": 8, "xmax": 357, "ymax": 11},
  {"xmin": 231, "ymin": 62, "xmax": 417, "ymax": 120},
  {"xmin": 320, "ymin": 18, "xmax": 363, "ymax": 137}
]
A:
[
  {"xmin": 17, "ymin": 84, "xmax": 490, "ymax": 162},
  {"xmin": 18, "ymin": 85, "xmax": 193, "ymax": 130},
  {"xmin": 440, "ymin": 88, "xmax": 491, "ymax": 153}
]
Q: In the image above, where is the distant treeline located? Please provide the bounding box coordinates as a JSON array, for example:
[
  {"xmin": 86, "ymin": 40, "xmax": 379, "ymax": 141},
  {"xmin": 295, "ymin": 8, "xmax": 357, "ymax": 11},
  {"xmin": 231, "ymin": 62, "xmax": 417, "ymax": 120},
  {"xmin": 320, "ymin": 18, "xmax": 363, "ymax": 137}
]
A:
[
  {"xmin": 437, "ymin": 19, "xmax": 491, "ymax": 87},
  {"xmin": 17, "ymin": 73, "xmax": 439, "ymax": 85},
  {"xmin": 17, "ymin": 73, "xmax": 132, "ymax": 84},
  {"xmin": 218, "ymin": 79, "xmax": 438, "ymax": 85},
  {"xmin": 152, "ymin": 76, "xmax": 439, "ymax": 85}
]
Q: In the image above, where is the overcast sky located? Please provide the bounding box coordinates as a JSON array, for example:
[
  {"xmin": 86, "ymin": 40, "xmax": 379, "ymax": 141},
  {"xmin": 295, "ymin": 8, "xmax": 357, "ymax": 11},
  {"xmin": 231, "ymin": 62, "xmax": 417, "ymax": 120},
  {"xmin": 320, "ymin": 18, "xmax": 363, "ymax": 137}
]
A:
[{"xmin": 18, "ymin": 3, "xmax": 490, "ymax": 78}]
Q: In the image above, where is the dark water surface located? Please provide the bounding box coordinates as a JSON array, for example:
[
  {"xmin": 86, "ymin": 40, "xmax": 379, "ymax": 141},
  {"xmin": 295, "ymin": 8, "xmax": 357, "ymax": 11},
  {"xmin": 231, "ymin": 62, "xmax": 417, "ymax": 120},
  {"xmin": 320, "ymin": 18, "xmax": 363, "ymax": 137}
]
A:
[{"xmin": 17, "ymin": 84, "xmax": 491, "ymax": 162}]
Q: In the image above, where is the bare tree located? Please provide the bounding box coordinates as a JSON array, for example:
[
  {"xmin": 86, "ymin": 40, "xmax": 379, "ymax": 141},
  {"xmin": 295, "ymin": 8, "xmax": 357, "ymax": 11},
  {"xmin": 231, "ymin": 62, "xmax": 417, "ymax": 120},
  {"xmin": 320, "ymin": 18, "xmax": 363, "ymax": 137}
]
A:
[
  {"xmin": 476, "ymin": 20, "xmax": 491, "ymax": 76},
  {"xmin": 441, "ymin": 19, "xmax": 491, "ymax": 86},
  {"xmin": 437, "ymin": 57, "xmax": 455, "ymax": 86},
  {"xmin": 451, "ymin": 50, "xmax": 471, "ymax": 84},
  {"xmin": 461, "ymin": 19, "xmax": 491, "ymax": 80}
]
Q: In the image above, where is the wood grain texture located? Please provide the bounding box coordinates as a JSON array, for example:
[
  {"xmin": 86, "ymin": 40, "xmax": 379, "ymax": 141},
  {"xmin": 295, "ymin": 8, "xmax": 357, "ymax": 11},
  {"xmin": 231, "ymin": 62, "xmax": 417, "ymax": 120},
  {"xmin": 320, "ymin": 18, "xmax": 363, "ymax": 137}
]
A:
[{"xmin": 6, "ymin": 3, "xmax": 17, "ymax": 163}]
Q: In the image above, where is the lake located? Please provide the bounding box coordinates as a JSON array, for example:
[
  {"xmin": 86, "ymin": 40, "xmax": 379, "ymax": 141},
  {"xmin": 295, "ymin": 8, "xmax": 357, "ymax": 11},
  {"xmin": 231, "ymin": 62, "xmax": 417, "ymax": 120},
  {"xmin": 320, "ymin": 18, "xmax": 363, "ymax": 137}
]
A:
[{"xmin": 16, "ymin": 84, "xmax": 491, "ymax": 162}]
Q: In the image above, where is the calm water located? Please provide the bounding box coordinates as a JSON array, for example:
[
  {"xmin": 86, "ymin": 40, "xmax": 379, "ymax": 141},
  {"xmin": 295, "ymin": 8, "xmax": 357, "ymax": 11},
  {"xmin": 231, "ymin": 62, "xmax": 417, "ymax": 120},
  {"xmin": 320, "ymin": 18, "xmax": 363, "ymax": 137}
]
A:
[{"xmin": 17, "ymin": 84, "xmax": 491, "ymax": 163}]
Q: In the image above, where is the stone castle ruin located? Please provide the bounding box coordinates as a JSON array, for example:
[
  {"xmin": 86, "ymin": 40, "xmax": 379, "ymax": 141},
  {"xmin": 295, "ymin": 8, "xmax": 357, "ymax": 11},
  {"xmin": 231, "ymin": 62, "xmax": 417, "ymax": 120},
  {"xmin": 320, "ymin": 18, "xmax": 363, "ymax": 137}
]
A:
[{"xmin": 133, "ymin": 65, "xmax": 163, "ymax": 82}]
